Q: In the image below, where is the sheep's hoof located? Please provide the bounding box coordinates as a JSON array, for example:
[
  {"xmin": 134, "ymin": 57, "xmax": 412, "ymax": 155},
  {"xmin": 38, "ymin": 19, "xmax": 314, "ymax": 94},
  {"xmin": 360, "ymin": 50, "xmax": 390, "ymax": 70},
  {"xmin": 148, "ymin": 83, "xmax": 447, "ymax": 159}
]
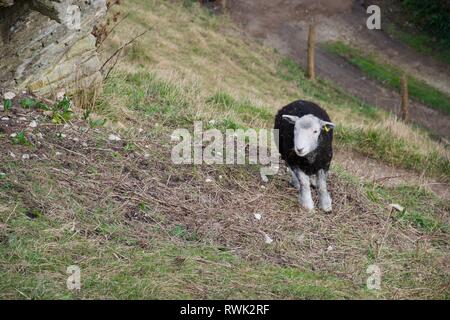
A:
[
  {"xmin": 301, "ymin": 206, "xmax": 315, "ymax": 213},
  {"xmin": 299, "ymin": 200, "xmax": 315, "ymax": 212},
  {"xmin": 321, "ymin": 206, "xmax": 333, "ymax": 213}
]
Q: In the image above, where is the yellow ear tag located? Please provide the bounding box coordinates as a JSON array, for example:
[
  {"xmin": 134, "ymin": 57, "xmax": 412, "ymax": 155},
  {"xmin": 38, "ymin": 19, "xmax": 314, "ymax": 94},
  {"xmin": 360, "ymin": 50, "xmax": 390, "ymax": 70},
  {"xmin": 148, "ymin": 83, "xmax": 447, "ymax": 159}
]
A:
[{"xmin": 323, "ymin": 126, "xmax": 330, "ymax": 133}]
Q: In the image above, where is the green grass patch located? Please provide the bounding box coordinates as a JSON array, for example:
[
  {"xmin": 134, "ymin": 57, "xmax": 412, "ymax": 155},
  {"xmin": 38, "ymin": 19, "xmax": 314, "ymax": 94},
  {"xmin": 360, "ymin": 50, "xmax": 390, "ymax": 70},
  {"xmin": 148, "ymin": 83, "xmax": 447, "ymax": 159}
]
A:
[
  {"xmin": 99, "ymin": 72, "xmax": 195, "ymax": 127},
  {"xmin": 207, "ymin": 91, "xmax": 273, "ymax": 122},
  {"xmin": 386, "ymin": 24, "xmax": 450, "ymax": 66},
  {"xmin": 336, "ymin": 125, "xmax": 450, "ymax": 181},
  {"xmin": 10, "ymin": 131, "xmax": 32, "ymax": 147},
  {"xmin": 277, "ymin": 57, "xmax": 380, "ymax": 120},
  {"xmin": 0, "ymin": 198, "xmax": 363, "ymax": 299},
  {"xmin": 365, "ymin": 184, "xmax": 449, "ymax": 233},
  {"xmin": 323, "ymin": 41, "xmax": 450, "ymax": 115}
]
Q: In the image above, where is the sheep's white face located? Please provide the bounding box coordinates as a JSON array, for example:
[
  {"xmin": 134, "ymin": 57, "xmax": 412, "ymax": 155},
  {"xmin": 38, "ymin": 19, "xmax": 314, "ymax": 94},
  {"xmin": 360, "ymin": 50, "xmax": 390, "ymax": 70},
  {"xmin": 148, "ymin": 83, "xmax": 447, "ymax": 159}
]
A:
[{"xmin": 283, "ymin": 114, "xmax": 335, "ymax": 157}]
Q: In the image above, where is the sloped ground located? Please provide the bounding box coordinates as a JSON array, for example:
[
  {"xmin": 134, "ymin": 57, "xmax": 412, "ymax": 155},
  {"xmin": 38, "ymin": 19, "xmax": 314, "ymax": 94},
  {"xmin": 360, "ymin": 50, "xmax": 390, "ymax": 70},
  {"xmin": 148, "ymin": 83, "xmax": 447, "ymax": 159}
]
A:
[
  {"xmin": 335, "ymin": 150, "xmax": 450, "ymax": 200},
  {"xmin": 1, "ymin": 0, "xmax": 449, "ymax": 299},
  {"xmin": 226, "ymin": 0, "xmax": 450, "ymax": 137},
  {"xmin": 1, "ymin": 93, "xmax": 449, "ymax": 299}
]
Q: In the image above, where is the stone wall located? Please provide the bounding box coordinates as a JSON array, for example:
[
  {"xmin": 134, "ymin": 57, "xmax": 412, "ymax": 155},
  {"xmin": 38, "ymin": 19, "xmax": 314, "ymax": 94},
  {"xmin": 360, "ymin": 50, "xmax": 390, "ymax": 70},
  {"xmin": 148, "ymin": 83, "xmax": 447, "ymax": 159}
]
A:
[{"xmin": 0, "ymin": 0, "xmax": 107, "ymax": 97}]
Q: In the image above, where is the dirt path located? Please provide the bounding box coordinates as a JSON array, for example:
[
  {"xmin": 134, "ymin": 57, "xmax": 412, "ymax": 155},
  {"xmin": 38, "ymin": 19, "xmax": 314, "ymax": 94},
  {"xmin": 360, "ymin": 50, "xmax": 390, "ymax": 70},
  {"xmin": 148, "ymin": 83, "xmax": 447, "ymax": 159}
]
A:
[
  {"xmin": 227, "ymin": 0, "xmax": 450, "ymax": 138},
  {"xmin": 335, "ymin": 149, "xmax": 450, "ymax": 200}
]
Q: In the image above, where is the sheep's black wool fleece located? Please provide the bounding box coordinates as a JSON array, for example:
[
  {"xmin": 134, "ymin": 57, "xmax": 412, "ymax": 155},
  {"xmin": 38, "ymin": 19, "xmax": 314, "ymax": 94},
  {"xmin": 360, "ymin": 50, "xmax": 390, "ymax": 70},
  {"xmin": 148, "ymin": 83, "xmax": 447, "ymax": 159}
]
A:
[{"xmin": 274, "ymin": 100, "xmax": 334, "ymax": 175}]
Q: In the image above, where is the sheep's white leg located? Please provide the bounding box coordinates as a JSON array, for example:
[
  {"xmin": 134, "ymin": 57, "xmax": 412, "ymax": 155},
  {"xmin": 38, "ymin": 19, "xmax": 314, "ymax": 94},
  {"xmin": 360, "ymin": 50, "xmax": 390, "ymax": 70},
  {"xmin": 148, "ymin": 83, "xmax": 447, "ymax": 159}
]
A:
[
  {"xmin": 294, "ymin": 168, "xmax": 314, "ymax": 211},
  {"xmin": 310, "ymin": 174, "xmax": 317, "ymax": 188},
  {"xmin": 317, "ymin": 169, "xmax": 332, "ymax": 212},
  {"xmin": 289, "ymin": 166, "xmax": 300, "ymax": 190}
]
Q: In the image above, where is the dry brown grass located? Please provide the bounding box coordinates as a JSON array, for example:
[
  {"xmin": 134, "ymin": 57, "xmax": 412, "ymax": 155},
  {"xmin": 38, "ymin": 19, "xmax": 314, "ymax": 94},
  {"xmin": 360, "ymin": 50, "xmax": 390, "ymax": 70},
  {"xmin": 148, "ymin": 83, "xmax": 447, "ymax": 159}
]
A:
[
  {"xmin": 1, "ymin": 0, "xmax": 449, "ymax": 300},
  {"xmin": 1, "ymin": 102, "xmax": 448, "ymax": 298},
  {"xmin": 98, "ymin": 0, "xmax": 450, "ymax": 175}
]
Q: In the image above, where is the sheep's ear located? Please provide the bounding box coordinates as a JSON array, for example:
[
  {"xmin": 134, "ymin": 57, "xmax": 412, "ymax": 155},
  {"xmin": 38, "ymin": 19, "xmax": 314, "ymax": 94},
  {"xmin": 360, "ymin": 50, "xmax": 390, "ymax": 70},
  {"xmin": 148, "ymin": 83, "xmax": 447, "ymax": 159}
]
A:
[
  {"xmin": 321, "ymin": 121, "xmax": 335, "ymax": 130},
  {"xmin": 282, "ymin": 115, "xmax": 300, "ymax": 124}
]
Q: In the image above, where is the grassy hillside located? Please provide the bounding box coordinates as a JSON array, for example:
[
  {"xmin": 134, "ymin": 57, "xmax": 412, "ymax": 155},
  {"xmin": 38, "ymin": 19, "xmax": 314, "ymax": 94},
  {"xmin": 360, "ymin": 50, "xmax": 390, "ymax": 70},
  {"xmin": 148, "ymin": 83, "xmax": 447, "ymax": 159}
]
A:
[{"xmin": 0, "ymin": 0, "xmax": 449, "ymax": 299}]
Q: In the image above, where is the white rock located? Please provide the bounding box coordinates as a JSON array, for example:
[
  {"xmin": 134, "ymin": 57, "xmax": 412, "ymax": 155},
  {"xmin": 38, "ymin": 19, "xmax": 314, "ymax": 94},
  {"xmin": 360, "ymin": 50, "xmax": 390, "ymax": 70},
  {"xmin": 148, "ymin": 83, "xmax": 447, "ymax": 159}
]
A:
[
  {"xmin": 208, "ymin": 119, "xmax": 216, "ymax": 125},
  {"xmin": 1, "ymin": 117, "xmax": 9, "ymax": 121},
  {"xmin": 108, "ymin": 134, "xmax": 121, "ymax": 142},
  {"xmin": 4, "ymin": 92, "xmax": 15, "ymax": 100},
  {"xmin": 138, "ymin": 128, "xmax": 144, "ymax": 133},
  {"xmin": 389, "ymin": 204, "xmax": 405, "ymax": 212},
  {"xmin": 29, "ymin": 120, "xmax": 37, "ymax": 128},
  {"xmin": 205, "ymin": 178, "xmax": 213, "ymax": 183},
  {"xmin": 72, "ymin": 137, "xmax": 79, "ymax": 142},
  {"xmin": 0, "ymin": 104, "xmax": 4, "ymax": 111},
  {"xmin": 10, "ymin": 133, "xmax": 16, "ymax": 138},
  {"xmin": 18, "ymin": 117, "xmax": 27, "ymax": 121},
  {"xmin": 59, "ymin": 133, "xmax": 67, "ymax": 138},
  {"xmin": 22, "ymin": 154, "xmax": 30, "ymax": 160},
  {"xmin": 260, "ymin": 185, "xmax": 266, "ymax": 189},
  {"xmin": 56, "ymin": 91, "xmax": 65, "ymax": 101},
  {"xmin": 327, "ymin": 245, "xmax": 334, "ymax": 252},
  {"xmin": 55, "ymin": 152, "xmax": 62, "ymax": 157},
  {"xmin": 254, "ymin": 213, "xmax": 262, "ymax": 220},
  {"xmin": 263, "ymin": 233, "xmax": 273, "ymax": 244},
  {"xmin": 218, "ymin": 175, "xmax": 223, "ymax": 180},
  {"xmin": 37, "ymin": 133, "xmax": 44, "ymax": 139},
  {"xmin": 144, "ymin": 153, "xmax": 150, "ymax": 159},
  {"xmin": 9, "ymin": 152, "xmax": 16, "ymax": 158},
  {"xmin": 82, "ymin": 142, "xmax": 88, "ymax": 147}
]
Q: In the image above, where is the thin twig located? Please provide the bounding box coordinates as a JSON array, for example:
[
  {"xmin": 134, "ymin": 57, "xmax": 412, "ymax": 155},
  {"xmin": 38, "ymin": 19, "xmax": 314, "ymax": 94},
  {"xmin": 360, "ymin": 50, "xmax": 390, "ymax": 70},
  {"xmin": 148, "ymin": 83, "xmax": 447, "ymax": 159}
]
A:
[
  {"xmin": 98, "ymin": 13, "xmax": 130, "ymax": 47},
  {"xmin": 100, "ymin": 29, "xmax": 151, "ymax": 72}
]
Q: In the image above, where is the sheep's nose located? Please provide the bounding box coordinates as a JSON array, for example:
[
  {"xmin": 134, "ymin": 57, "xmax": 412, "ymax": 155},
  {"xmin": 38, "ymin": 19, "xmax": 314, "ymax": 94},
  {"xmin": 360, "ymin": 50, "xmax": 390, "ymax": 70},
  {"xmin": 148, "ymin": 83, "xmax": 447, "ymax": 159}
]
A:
[{"xmin": 295, "ymin": 147, "xmax": 304, "ymax": 155}]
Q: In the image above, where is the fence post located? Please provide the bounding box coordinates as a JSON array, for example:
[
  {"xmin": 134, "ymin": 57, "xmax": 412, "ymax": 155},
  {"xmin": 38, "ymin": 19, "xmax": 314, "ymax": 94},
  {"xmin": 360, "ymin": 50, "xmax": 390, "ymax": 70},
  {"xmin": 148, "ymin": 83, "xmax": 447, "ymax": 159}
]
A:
[
  {"xmin": 307, "ymin": 24, "xmax": 316, "ymax": 81},
  {"xmin": 401, "ymin": 74, "xmax": 409, "ymax": 122}
]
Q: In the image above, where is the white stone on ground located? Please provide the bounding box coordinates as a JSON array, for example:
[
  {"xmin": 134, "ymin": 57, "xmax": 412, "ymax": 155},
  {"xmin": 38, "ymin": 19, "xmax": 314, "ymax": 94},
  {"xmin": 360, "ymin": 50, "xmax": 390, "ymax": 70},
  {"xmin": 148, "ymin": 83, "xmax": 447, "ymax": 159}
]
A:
[
  {"xmin": 108, "ymin": 134, "xmax": 121, "ymax": 141},
  {"xmin": 263, "ymin": 233, "xmax": 273, "ymax": 244},
  {"xmin": 389, "ymin": 203, "xmax": 405, "ymax": 212},
  {"xmin": 4, "ymin": 92, "xmax": 15, "ymax": 100}
]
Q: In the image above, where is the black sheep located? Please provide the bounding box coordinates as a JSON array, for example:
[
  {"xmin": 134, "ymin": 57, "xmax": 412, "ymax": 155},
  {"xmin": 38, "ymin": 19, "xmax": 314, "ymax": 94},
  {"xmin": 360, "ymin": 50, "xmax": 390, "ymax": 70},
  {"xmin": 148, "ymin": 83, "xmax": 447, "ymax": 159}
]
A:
[{"xmin": 274, "ymin": 100, "xmax": 335, "ymax": 212}]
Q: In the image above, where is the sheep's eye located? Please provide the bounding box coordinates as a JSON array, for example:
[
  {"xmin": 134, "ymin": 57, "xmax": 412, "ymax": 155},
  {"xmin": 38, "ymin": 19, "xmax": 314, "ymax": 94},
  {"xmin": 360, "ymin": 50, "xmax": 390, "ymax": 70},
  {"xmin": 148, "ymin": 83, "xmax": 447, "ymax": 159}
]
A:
[{"xmin": 313, "ymin": 130, "xmax": 318, "ymax": 133}]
